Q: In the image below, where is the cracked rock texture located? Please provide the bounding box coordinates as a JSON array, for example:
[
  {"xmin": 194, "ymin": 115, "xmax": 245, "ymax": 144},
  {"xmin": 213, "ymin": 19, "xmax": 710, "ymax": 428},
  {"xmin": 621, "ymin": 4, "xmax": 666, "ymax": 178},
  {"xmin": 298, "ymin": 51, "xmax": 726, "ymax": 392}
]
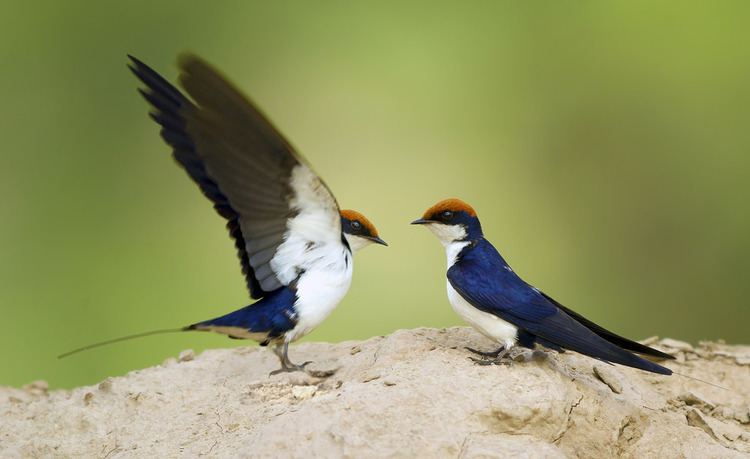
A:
[{"xmin": 2, "ymin": 328, "xmax": 749, "ymax": 458}]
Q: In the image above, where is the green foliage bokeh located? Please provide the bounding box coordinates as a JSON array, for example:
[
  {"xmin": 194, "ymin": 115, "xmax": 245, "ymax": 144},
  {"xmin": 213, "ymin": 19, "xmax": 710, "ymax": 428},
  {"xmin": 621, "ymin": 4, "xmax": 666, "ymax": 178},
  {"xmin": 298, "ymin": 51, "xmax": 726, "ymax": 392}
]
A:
[{"xmin": 1, "ymin": 1, "xmax": 748, "ymax": 388}]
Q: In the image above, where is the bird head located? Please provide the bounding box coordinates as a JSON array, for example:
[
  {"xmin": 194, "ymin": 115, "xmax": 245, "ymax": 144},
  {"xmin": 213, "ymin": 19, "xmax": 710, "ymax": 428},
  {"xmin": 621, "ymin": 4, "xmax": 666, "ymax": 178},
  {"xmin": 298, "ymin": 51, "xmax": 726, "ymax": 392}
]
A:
[
  {"xmin": 340, "ymin": 210, "xmax": 387, "ymax": 251},
  {"xmin": 411, "ymin": 198, "xmax": 483, "ymax": 245}
]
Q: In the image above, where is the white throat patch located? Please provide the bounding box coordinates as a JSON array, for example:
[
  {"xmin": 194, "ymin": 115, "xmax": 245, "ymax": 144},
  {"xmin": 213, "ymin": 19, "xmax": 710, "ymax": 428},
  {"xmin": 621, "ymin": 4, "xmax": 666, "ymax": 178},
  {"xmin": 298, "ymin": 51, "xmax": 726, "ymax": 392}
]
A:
[
  {"xmin": 424, "ymin": 223, "xmax": 470, "ymax": 267},
  {"xmin": 344, "ymin": 234, "xmax": 374, "ymax": 252},
  {"xmin": 426, "ymin": 223, "xmax": 467, "ymax": 246}
]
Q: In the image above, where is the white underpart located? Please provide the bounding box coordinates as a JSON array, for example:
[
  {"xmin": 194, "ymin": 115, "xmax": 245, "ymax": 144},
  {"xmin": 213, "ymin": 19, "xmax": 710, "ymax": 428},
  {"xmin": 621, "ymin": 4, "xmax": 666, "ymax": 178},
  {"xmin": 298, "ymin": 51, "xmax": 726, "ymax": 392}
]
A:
[
  {"xmin": 447, "ymin": 282, "xmax": 518, "ymax": 350},
  {"xmin": 288, "ymin": 248, "xmax": 352, "ymax": 342},
  {"xmin": 266, "ymin": 165, "xmax": 355, "ymax": 343},
  {"xmin": 426, "ymin": 222, "xmax": 518, "ymax": 350}
]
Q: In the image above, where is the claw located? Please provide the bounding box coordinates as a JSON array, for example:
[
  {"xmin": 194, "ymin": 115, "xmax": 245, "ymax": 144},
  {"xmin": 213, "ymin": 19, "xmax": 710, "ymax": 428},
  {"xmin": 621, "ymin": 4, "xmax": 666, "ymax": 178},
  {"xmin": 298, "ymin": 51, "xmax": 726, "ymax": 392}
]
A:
[
  {"xmin": 268, "ymin": 360, "xmax": 337, "ymax": 378},
  {"xmin": 269, "ymin": 361, "xmax": 309, "ymax": 376},
  {"xmin": 468, "ymin": 344, "xmax": 513, "ymax": 367},
  {"xmin": 465, "ymin": 346, "xmax": 506, "ymax": 358},
  {"xmin": 269, "ymin": 343, "xmax": 336, "ymax": 378},
  {"xmin": 468, "ymin": 356, "xmax": 513, "ymax": 366},
  {"xmin": 269, "ymin": 366, "xmax": 294, "ymax": 376},
  {"xmin": 469, "ymin": 356, "xmax": 495, "ymax": 366},
  {"xmin": 465, "ymin": 347, "xmax": 488, "ymax": 356}
]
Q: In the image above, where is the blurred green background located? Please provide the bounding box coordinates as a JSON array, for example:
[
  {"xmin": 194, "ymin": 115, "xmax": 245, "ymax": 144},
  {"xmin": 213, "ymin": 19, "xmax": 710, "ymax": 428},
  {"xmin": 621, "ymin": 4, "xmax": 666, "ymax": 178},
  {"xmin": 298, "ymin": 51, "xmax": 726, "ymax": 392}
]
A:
[{"xmin": 1, "ymin": 1, "xmax": 748, "ymax": 389}]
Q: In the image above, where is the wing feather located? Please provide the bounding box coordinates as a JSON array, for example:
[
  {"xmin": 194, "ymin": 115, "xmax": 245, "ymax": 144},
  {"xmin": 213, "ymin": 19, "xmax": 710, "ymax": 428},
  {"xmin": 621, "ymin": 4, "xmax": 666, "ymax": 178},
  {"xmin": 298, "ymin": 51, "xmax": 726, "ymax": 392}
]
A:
[
  {"xmin": 447, "ymin": 240, "xmax": 671, "ymax": 374},
  {"xmin": 129, "ymin": 54, "xmax": 342, "ymax": 298},
  {"xmin": 538, "ymin": 291, "xmax": 675, "ymax": 360}
]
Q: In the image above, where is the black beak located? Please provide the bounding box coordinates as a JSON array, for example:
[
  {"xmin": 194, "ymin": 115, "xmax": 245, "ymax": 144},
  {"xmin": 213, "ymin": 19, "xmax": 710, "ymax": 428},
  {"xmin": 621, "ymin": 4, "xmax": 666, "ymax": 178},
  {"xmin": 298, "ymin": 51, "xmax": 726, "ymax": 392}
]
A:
[
  {"xmin": 366, "ymin": 236, "xmax": 388, "ymax": 246},
  {"xmin": 410, "ymin": 218, "xmax": 433, "ymax": 225}
]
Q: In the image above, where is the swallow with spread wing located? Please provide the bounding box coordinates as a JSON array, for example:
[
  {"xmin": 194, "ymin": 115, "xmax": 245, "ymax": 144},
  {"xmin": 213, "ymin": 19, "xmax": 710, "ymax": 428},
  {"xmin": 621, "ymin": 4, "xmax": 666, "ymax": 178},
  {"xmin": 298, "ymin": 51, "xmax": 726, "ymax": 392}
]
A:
[{"xmin": 60, "ymin": 55, "xmax": 386, "ymax": 376}]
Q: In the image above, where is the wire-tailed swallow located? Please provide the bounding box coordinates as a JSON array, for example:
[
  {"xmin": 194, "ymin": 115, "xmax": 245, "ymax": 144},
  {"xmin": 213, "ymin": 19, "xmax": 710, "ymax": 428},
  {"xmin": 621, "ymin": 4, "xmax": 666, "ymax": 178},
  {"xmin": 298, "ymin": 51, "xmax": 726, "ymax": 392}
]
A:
[
  {"xmin": 412, "ymin": 198, "xmax": 673, "ymax": 375},
  {"xmin": 60, "ymin": 55, "xmax": 386, "ymax": 376}
]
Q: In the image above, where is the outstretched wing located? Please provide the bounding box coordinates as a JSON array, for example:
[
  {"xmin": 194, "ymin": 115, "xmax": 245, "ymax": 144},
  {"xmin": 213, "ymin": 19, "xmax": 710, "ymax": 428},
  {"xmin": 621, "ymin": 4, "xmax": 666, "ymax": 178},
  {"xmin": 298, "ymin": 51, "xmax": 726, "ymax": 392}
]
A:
[
  {"xmin": 129, "ymin": 54, "xmax": 342, "ymax": 299},
  {"xmin": 447, "ymin": 240, "xmax": 671, "ymax": 375}
]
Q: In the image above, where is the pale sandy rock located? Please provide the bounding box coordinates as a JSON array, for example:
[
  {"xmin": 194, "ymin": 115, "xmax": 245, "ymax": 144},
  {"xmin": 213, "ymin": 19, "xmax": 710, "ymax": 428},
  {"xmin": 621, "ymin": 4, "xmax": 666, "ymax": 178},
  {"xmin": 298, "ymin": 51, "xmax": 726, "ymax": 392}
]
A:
[
  {"xmin": 660, "ymin": 338, "xmax": 695, "ymax": 352},
  {"xmin": 677, "ymin": 390, "xmax": 716, "ymax": 411},
  {"xmin": 593, "ymin": 364, "xmax": 625, "ymax": 394},
  {"xmin": 21, "ymin": 380, "xmax": 49, "ymax": 396},
  {"xmin": 1, "ymin": 328, "xmax": 749, "ymax": 458},
  {"xmin": 291, "ymin": 385, "xmax": 317, "ymax": 400},
  {"xmin": 178, "ymin": 349, "xmax": 195, "ymax": 362},
  {"xmin": 638, "ymin": 336, "xmax": 660, "ymax": 346}
]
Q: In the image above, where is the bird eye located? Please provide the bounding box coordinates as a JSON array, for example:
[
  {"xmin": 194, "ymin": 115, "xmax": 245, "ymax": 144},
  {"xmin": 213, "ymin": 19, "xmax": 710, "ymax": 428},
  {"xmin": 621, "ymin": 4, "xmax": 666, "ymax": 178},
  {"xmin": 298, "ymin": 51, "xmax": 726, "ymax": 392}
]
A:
[
  {"xmin": 351, "ymin": 221, "xmax": 362, "ymax": 230},
  {"xmin": 441, "ymin": 211, "xmax": 454, "ymax": 220}
]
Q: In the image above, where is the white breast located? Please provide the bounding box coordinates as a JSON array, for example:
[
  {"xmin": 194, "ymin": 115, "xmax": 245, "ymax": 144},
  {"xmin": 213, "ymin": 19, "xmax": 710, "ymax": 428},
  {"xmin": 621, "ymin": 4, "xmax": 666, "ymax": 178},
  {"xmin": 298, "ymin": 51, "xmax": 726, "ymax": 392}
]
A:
[
  {"xmin": 285, "ymin": 246, "xmax": 353, "ymax": 342},
  {"xmin": 257, "ymin": 164, "xmax": 353, "ymax": 343},
  {"xmin": 444, "ymin": 240, "xmax": 518, "ymax": 349},
  {"xmin": 447, "ymin": 282, "xmax": 518, "ymax": 349}
]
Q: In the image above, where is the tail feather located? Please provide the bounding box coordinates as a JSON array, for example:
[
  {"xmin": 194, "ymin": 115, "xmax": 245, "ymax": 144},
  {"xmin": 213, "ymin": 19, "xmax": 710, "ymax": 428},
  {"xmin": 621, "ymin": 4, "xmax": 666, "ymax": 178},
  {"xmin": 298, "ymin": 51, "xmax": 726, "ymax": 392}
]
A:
[
  {"xmin": 540, "ymin": 291, "xmax": 675, "ymax": 360},
  {"xmin": 58, "ymin": 328, "xmax": 187, "ymax": 359},
  {"xmin": 523, "ymin": 309, "xmax": 673, "ymax": 375},
  {"xmin": 573, "ymin": 338, "xmax": 673, "ymax": 375}
]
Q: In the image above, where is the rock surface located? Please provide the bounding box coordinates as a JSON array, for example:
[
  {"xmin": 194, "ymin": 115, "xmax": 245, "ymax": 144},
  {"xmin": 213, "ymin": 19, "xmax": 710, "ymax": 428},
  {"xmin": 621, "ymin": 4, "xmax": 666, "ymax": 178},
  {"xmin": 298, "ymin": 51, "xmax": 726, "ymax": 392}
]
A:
[{"xmin": 2, "ymin": 328, "xmax": 749, "ymax": 458}]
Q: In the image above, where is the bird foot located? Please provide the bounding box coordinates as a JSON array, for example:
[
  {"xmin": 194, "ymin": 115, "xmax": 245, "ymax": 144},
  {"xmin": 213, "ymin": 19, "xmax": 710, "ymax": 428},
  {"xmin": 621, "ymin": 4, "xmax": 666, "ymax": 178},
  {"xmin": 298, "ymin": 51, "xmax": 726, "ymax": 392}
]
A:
[
  {"xmin": 468, "ymin": 356, "xmax": 513, "ymax": 366},
  {"xmin": 269, "ymin": 361, "xmax": 337, "ymax": 378},
  {"xmin": 269, "ymin": 360, "xmax": 312, "ymax": 376},
  {"xmin": 465, "ymin": 346, "xmax": 506, "ymax": 358}
]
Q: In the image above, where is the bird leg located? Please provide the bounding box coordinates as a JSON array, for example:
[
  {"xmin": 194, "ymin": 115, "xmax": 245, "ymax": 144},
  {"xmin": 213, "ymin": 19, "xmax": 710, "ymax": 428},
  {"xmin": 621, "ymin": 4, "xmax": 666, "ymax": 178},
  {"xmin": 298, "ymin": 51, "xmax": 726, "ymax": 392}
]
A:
[
  {"xmin": 468, "ymin": 345, "xmax": 513, "ymax": 366},
  {"xmin": 269, "ymin": 342, "xmax": 311, "ymax": 375},
  {"xmin": 269, "ymin": 342, "xmax": 336, "ymax": 378}
]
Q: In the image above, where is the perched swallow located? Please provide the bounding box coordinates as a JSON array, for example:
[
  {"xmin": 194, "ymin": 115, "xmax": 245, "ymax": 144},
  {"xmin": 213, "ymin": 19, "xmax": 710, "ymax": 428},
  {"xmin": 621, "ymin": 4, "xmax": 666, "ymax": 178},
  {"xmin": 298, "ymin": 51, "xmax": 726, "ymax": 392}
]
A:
[
  {"xmin": 60, "ymin": 55, "xmax": 386, "ymax": 375},
  {"xmin": 412, "ymin": 198, "xmax": 674, "ymax": 375}
]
